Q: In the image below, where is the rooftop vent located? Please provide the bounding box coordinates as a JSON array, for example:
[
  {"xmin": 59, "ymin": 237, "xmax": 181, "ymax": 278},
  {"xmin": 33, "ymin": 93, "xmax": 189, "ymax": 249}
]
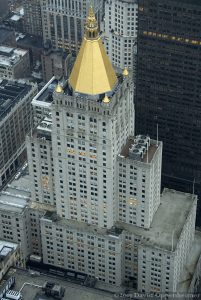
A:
[{"xmin": 129, "ymin": 135, "xmax": 150, "ymax": 161}]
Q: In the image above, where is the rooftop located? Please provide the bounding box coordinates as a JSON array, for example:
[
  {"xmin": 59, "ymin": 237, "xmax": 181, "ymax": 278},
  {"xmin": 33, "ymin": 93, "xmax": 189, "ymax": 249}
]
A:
[
  {"xmin": 0, "ymin": 241, "xmax": 17, "ymax": 263},
  {"xmin": 9, "ymin": 163, "xmax": 31, "ymax": 191},
  {"xmin": 1, "ymin": 164, "xmax": 55, "ymax": 214},
  {"xmin": 36, "ymin": 118, "xmax": 52, "ymax": 133},
  {"xmin": 10, "ymin": 176, "xmax": 31, "ymax": 192},
  {"xmin": 0, "ymin": 241, "xmax": 17, "ymax": 261},
  {"xmin": 0, "ymin": 79, "xmax": 33, "ymax": 123},
  {"xmin": 10, "ymin": 14, "xmax": 22, "ymax": 22},
  {"xmin": 0, "ymin": 46, "xmax": 27, "ymax": 67},
  {"xmin": 29, "ymin": 201, "xmax": 55, "ymax": 213},
  {"xmin": 5, "ymin": 186, "xmax": 30, "ymax": 199},
  {"xmin": 120, "ymin": 136, "xmax": 160, "ymax": 164},
  {"xmin": 117, "ymin": 188, "xmax": 196, "ymax": 251},
  {"xmin": 6, "ymin": 268, "xmax": 115, "ymax": 300},
  {"xmin": 0, "ymin": 187, "xmax": 30, "ymax": 213},
  {"xmin": 33, "ymin": 56, "xmax": 125, "ymax": 108},
  {"xmin": 16, "ymin": 34, "xmax": 43, "ymax": 50},
  {"xmin": 0, "ymin": 164, "xmax": 31, "ymax": 213},
  {"xmin": 32, "ymin": 77, "xmax": 57, "ymax": 107},
  {"xmin": 42, "ymin": 211, "xmax": 123, "ymax": 239}
]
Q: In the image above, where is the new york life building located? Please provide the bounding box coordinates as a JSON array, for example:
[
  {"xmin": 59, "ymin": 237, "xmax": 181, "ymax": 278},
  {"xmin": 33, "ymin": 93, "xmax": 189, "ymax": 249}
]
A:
[{"xmin": 10, "ymin": 7, "xmax": 201, "ymax": 296}]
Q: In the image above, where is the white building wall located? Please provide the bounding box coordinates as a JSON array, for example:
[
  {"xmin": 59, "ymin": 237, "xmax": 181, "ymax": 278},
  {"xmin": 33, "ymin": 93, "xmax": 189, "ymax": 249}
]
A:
[
  {"xmin": 137, "ymin": 198, "xmax": 197, "ymax": 294},
  {"xmin": 117, "ymin": 140, "xmax": 162, "ymax": 228},
  {"xmin": 121, "ymin": 231, "xmax": 141, "ymax": 287},
  {"xmin": 0, "ymin": 208, "xmax": 31, "ymax": 262},
  {"xmin": 173, "ymin": 199, "xmax": 197, "ymax": 290},
  {"xmin": 29, "ymin": 207, "xmax": 46, "ymax": 256},
  {"xmin": 138, "ymin": 245, "xmax": 175, "ymax": 294},
  {"xmin": 26, "ymin": 130, "xmax": 56, "ymax": 206},
  {"xmin": 51, "ymin": 76, "xmax": 134, "ymax": 228},
  {"xmin": 122, "ymin": 230, "xmax": 175, "ymax": 293},
  {"xmin": 188, "ymin": 249, "xmax": 201, "ymax": 293},
  {"xmin": 103, "ymin": 0, "xmax": 138, "ymax": 70},
  {"xmin": 40, "ymin": 217, "xmax": 123, "ymax": 286}
]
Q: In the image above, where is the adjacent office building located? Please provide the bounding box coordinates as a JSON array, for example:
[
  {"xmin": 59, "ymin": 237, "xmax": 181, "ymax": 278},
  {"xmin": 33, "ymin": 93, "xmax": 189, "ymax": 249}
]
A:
[
  {"xmin": 0, "ymin": 186, "xmax": 32, "ymax": 261},
  {"xmin": 135, "ymin": 0, "xmax": 201, "ymax": 225},
  {"xmin": 0, "ymin": 46, "xmax": 30, "ymax": 79},
  {"xmin": 41, "ymin": 0, "xmax": 104, "ymax": 54},
  {"xmin": 16, "ymin": 34, "xmax": 43, "ymax": 65},
  {"xmin": 0, "ymin": 80, "xmax": 37, "ymax": 188},
  {"xmin": 23, "ymin": 0, "xmax": 43, "ymax": 37},
  {"xmin": 0, "ymin": 241, "xmax": 22, "ymax": 280},
  {"xmin": 0, "ymin": 170, "xmax": 55, "ymax": 260},
  {"xmin": 41, "ymin": 49, "xmax": 71, "ymax": 83},
  {"xmin": 102, "ymin": 0, "xmax": 138, "ymax": 71}
]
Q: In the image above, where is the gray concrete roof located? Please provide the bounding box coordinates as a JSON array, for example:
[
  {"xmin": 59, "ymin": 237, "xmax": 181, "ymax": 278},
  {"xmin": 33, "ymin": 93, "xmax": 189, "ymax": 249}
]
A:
[
  {"xmin": 0, "ymin": 79, "xmax": 33, "ymax": 122},
  {"xmin": 10, "ymin": 268, "xmax": 116, "ymax": 300},
  {"xmin": 0, "ymin": 189, "xmax": 29, "ymax": 213},
  {"xmin": 9, "ymin": 166, "xmax": 31, "ymax": 192},
  {"xmin": 117, "ymin": 188, "xmax": 197, "ymax": 252},
  {"xmin": 0, "ymin": 240, "xmax": 18, "ymax": 251},
  {"xmin": 41, "ymin": 188, "xmax": 196, "ymax": 249},
  {"xmin": 42, "ymin": 211, "xmax": 123, "ymax": 239},
  {"xmin": 0, "ymin": 169, "xmax": 31, "ymax": 213}
]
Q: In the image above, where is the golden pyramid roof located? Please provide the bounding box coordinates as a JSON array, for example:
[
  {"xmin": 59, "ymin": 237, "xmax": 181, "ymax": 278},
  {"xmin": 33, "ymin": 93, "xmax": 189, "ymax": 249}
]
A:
[{"xmin": 69, "ymin": 6, "xmax": 117, "ymax": 96}]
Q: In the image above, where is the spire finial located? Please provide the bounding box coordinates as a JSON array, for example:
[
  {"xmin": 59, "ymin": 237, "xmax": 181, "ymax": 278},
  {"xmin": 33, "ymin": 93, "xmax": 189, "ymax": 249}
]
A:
[
  {"xmin": 55, "ymin": 83, "xmax": 64, "ymax": 93},
  {"xmin": 85, "ymin": 5, "xmax": 99, "ymax": 39},
  {"xmin": 103, "ymin": 95, "xmax": 110, "ymax": 104},
  {"xmin": 89, "ymin": 4, "xmax": 94, "ymax": 17},
  {"xmin": 123, "ymin": 67, "xmax": 129, "ymax": 76}
]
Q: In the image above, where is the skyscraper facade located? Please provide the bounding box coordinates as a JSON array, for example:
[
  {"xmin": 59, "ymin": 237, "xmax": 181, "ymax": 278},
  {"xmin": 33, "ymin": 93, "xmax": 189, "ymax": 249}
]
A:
[
  {"xmin": 24, "ymin": 8, "xmax": 201, "ymax": 294},
  {"xmin": 0, "ymin": 46, "xmax": 30, "ymax": 80},
  {"xmin": 0, "ymin": 80, "xmax": 37, "ymax": 189},
  {"xmin": 41, "ymin": 0, "xmax": 104, "ymax": 54},
  {"xmin": 102, "ymin": 0, "xmax": 138, "ymax": 71},
  {"xmin": 135, "ymin": 0, "xmax": 201, "ymax": 224},
  {"xmin": 23, "ymin": 0, "xmax": 43, "ymax": 37}
]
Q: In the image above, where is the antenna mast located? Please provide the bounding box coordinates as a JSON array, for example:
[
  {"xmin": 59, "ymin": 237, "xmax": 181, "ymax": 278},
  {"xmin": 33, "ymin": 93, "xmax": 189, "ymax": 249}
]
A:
[{"xmin": 156, "ymin": 123, "xmax": 159, "ymax": 147}]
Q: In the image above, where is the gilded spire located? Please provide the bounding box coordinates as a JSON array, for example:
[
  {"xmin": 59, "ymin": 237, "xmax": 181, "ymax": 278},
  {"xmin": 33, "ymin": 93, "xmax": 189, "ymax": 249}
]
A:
[
  {"xmin": 69, "ymin": 6, "xmax": 117, "ymax": 96},
  {"xmin": 85, "ymin": 5, "xmax": 98, "ymax": 39}
]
